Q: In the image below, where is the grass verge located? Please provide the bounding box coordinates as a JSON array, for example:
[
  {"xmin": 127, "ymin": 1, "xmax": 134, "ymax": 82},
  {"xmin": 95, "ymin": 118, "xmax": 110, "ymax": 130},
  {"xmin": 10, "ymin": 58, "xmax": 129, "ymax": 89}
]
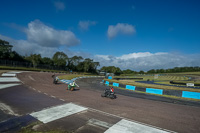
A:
[
  {"xmin": 108, "ymin": 85, "xmax": 200, "ymax": 102},
  {"xmin": 105, "ymin": 79, "xmax": 200, "ymax": 92},
  {"xmin": 58, "ymin": 74, "xmax": 99, "ymax": 80}
]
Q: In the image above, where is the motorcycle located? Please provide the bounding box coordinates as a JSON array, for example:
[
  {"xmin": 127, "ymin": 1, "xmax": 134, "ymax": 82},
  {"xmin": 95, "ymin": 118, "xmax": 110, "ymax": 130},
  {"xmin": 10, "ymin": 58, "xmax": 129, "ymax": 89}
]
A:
[
  {"xmin": 67, "ymin": 81, "xmax": 79, "ymax": 91},
  {"xmin": 53, "ymin": 77, "xmax": 58, "ymax": 84},
  {"xmin": 101, "ymin": 87, "xmax": 117, "ymax": 99}
]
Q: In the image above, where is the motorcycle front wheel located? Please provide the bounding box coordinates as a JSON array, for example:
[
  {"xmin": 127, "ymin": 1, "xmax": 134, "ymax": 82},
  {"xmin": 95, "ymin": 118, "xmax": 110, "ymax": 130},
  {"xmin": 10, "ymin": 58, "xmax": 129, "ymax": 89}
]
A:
[{"xmin": 101, "ymin": 93, "xmax": 106, "ymax": 97}]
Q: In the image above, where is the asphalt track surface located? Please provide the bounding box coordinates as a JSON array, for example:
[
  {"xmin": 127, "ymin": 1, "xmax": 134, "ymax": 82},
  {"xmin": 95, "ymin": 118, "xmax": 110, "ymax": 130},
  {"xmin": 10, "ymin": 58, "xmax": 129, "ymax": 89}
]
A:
[{"xmin": 0, "ymin": 71, "xmax": 200, "ymax": 133}]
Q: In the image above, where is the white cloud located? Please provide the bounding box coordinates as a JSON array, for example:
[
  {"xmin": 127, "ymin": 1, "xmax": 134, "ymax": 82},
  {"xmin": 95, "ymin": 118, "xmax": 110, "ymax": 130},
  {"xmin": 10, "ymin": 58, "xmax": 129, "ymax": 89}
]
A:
[
  {"xmin": 78, "ymin": 20, "xmax": 97, "ymax": 31},
  {"xmin": 0, "ymin": 34, "xmax": 89, "ymax": 58},
  {"xmin": 54, "ymin": 1, "xmax": 65, "ymax": 11},
  {"xmin": 0, "ymin": 34, "xmax": 58, "ymax": 57},
  {"xmin": 107, "ymin": 23, "xmax": 136, "ymax": 39},
  {"xmin": 1, "ymin": 31, "xmax": 200, "ymax": 71},
  {"xmin": 0, "ymin": 19, "xmax": 80, "ymax": 57},
  {"xmin": 25, "ymin": 20, "xmax": 80, "ymax": 47},
  {"xmin": 94, "ymin": 52, "xmax": 200, "ymax": 71}
]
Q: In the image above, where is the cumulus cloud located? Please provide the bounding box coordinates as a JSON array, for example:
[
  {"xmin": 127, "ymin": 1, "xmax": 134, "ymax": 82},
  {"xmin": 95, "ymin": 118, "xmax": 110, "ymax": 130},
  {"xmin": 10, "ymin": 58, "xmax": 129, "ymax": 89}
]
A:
[
  {"xmin": 94, "ymin": 52, "xmax": 200, "ymax": 71},
  {"xmin": 78, "ymin": 20, "xmax": 97, "ymax": 31},
  {"xmin": 25, "ymin": 20, "xmax": 80, "ymax": 47},
  {"xmin": 0, "ymin": 34, "xmax": 58, "ymax": 57},
  {"xmin": 0, "ymin": 19, "xmax": 80, "ymax": 57},
  {"xmin": 107, "ymin": 23, "xmax": 136, "ymax": 39},
  {"xmin": 0, "ymin": 33, "xmax": 89, "ymax": 58},
  {"xmin": 54, "ymin": 1, "xmax": 65, "ymax": 11}
]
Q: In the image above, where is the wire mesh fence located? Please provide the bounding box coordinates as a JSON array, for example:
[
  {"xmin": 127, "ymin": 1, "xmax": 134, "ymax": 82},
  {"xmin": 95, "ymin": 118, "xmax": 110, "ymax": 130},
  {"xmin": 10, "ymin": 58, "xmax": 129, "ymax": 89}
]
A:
[{"xmin": 0, "ymin": 59, "xmax": 66, "ymax": 71}]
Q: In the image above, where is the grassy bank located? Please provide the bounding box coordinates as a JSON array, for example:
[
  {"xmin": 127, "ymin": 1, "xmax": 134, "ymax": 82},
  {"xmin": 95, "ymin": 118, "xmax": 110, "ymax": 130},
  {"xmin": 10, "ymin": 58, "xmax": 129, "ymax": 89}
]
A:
[
  {"xmin": 58, "ymin": 73, "xmax": 98, "ymax": 80},
  {"xmin": 105, "ymin": 79, "xmax": 200, "ymax": 92}
]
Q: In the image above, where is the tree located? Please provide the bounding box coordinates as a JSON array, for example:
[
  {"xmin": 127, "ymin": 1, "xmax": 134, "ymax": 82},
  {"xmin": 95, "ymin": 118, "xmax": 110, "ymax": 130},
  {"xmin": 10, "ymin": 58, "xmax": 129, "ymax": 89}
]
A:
[
  {"xmin": 93, "ymin": 62, "xmax": 100, "ymax": 72},
  {"xmin": 9, "ymin": 51, "xmax": 25, "ymax": 61},
  {"xmin": 100, "ymin": 66, "xmax": 122, "ymax": 75},
  {"xmin": 52, "ymin": 52, "xmax": 68, "ymax": 68},
  {"xmin": 83, "ymin": 58, "xmax": 93, "ymax": 72},
  {"xmin": 139, "ymin": 70, "xmax": 145, "ymax": 74},
  {"xmin": 0, "ymin": 39, "xmax": 13, "ymax": 59},
  {"xmin": 114, "ymin": 67, "xmax": 122, "ymax": 75},
  {"xmin": 123, "ymin": 69, "xmax": 134, "ymax": 74},
  {"xmin": 42, "ymin": 57, "xmax": 54, "ymax": 66},
  {"xmin": 147, "ymin": 69, "xmax": 156, "ymax": 74},
  {"xmin": 69, "ymin": 56, "xmax": 84, "ymax": 71},
  {"xmin": 25, "ymin": 54, "xmax": 42, "ymax": 68}
]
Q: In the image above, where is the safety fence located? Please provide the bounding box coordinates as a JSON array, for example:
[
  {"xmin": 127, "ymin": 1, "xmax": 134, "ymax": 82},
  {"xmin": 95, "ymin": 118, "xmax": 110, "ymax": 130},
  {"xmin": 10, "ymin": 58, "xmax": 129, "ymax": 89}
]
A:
[
  {"xmin": 0, "ymin": 59, "xmax": 66, "ymax": 71},
  {"xmin": 103, "ymin": 80, "xmax": 200, "ymax": 100}
]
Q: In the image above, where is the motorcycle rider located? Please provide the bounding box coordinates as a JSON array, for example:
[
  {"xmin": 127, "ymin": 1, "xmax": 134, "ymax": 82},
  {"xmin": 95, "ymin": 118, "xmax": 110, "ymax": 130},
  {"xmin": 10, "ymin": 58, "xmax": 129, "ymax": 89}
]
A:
[
  {"xmin": 53, "ymin": 75, "xmax": 58, "ymax": 84},
  {"xmin": 67, "ymin": 81, "xmax": 79, "ymax": 91},
  {"xmin": 101, "ymin": 86, "xmax": 116, "ymax": 99},
  {"xmin": 110, "ymin": 87, "xmax": 114, "ymax": 93}
]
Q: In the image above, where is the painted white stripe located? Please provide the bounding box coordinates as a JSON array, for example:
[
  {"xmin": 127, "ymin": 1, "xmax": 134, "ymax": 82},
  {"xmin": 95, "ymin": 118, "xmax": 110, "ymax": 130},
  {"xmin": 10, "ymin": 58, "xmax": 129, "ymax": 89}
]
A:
[
  {"xmin": 59, "ymin": 99, "xmax": 65, "ymax": 101},
  {"xmin": 28, "ymin": 76, "xmax": 35, "ymax": 81},
  {"xmin": 1, "ymin": 73, "xmax": 16, "ymax": 77},
  {"xmin": 30, "ymin": 103, "xmax": 87, "ymax": 123},
  {"xmin": 51, "ymin": 95, "xmax": 56, "ymax": 98},
  {"xmin": 0, "ymin": 102, "xmax": 20, "ymax": 116},
  {"xmin": 88, "ymin": 119, "xmax": 113, "ymax": 128},
  {"xmin": 105, "ymin": 119, "xmax": 169, "ymax": 133},
  {"xmin": 7, "ymin": 71, "xmax": 22, "ymax": 74},
  {"xmin": 0, "ymin": 77, "xmax": 20, "ymax": 82},
  {"xmin": 0, "ymin": 84, "xmax": 21, "ymax": 90}
]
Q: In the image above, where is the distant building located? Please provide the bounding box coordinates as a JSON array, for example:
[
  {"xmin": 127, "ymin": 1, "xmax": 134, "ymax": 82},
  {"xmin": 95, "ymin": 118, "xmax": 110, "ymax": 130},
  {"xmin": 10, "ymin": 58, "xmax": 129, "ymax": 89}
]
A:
[
  {"xmin": 106, "ymin": 73, "xmax": 114, "ymax": 76},
  {"xmin": 99, "ymin": 71, "xmax": 106, "ymax": 76}
]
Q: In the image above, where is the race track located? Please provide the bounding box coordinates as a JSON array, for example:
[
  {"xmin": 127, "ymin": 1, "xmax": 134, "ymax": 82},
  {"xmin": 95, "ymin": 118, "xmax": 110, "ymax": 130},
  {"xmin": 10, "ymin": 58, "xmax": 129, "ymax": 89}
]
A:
[{"xmin": 0, "ymin": 71, "xmax": 200, "ymax": 132}]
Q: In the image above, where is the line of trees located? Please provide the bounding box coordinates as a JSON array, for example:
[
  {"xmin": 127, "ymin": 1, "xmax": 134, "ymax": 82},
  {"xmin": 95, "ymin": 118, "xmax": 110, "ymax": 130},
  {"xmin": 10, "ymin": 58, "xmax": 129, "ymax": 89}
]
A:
[
  {"xmin": 1, "ymin": 39, "xmax": 200, "ymax": 74},
  {"xmin": 100, "ymin": 66, "xmax": 144, "ymax": 75},
  {"xmin": 101, "ymin": 66, "xmax": 200, "ymax": 76},
  {"xmin": 147, "ymin": 67, "xmax": 200, "ymax": 74},
  {"xmin": 0, "ymin": 39, "xmax": 100, "ymax": 73}
]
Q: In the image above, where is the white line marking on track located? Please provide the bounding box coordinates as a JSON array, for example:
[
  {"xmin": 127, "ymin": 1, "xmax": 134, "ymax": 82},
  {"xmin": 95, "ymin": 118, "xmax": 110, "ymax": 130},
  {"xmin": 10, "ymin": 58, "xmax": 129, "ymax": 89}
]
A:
[
  {"xmin": 38, "ymin": 90, "xmax": 41, "ymax": 93},
  {"xmin": 104, "ymin": 119, "xmax": 170, "ymax": 133},
  {"xmin": 51, "ymin": 95, "xmax": 56, "ymax": 98},
  {"xmin": 79, "ymin": 105, "xmax": 174, "ymax": 133},
  {"xmin": 59, "ymin": 99, "xmax": 65, "ymax": 101},
  {"xmin": 88, "ymin": 119, "xmax": 113, "ymax": 128},
  {"xmin": 7, "ymin": 71, "xmax": 22, "ymax": 74},
  {"xmin": 0, "ymin": 77, "xmax": 20, "ymax": 82},
  {"xmin": 30, "ymin": 103, "xmax": 87, "ymax": 123},
  {"xmin": 44, "ymin": 93, "xmax": 48, "ymax": 95},
  {"xmin": 28, "ymin": 76, "xmax": 35, "ymax": 81},
  {"xmin": 0, "ymin": 84, "xmax": 21, "ymax": 90},
  {"xmin": 0, "ymin": 102, "xmax": 20, "ymax": 116},
  {"xmin": 1, "ymin": 73, "xmax": 16, "ymax": 77}
]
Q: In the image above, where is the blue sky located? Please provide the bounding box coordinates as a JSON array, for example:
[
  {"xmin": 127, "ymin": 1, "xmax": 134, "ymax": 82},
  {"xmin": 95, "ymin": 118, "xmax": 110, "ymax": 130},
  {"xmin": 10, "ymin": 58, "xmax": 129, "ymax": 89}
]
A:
[{"xmin": 0, "ymin": 0, "xmax": 200, "ymax": 71}]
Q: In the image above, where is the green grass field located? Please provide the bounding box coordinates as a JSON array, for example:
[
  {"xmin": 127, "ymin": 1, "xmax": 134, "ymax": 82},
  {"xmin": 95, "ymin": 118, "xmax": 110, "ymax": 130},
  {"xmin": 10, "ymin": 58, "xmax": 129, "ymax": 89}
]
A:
[
  {"xmin": 115, "ymin": 74, "xmax": 189, "ymax": 81},
  {"xmin": 58, "ymin": 74, "xmax": 84, "ymax": 80},
  {"xmin": 108, "ymin": 72, "xmax": 200, "ymax": 92},
  {"xmin": 105, "ymin": 79, "xmax": 200, "ymax": 92}
]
